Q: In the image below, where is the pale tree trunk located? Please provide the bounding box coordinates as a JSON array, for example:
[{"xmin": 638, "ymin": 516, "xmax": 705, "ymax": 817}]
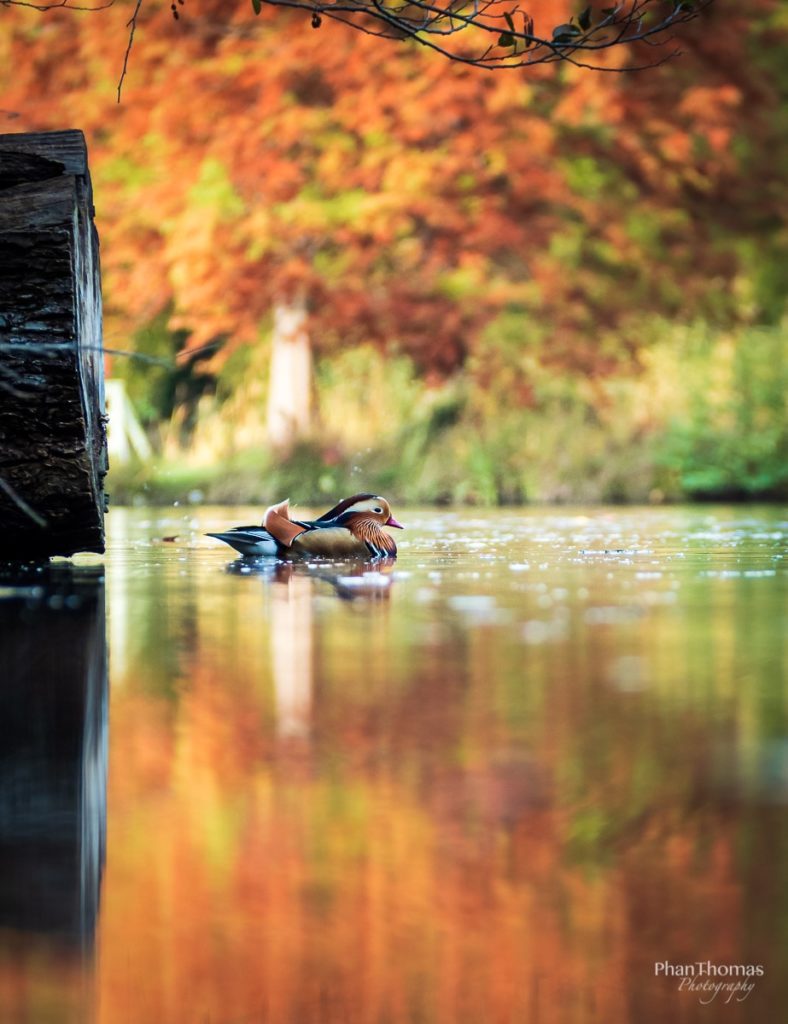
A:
[{"xmin": 266, "ymin": 296, "xmax": 313, "ymax": 449}]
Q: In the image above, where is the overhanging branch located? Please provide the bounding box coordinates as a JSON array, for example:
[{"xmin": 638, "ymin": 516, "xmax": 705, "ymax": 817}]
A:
[{"xmin": 1, "ymin": 0, "xmax": 714, "ymax": 98}]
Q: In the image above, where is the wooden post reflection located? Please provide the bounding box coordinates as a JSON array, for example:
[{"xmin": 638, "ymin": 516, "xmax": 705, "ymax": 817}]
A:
[{"xmin": 0, "ymin": 566, "xmax": 107, "ymax": 945}]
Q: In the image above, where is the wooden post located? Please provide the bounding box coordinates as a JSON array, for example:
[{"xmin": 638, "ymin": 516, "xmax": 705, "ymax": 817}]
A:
[{"xmin": 0, "ymin": 130, "xmax": 107, "ymax": 559}]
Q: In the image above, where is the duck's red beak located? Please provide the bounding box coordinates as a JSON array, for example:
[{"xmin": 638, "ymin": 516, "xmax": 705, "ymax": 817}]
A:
[{"xmin": 385, "ymin": 515, "xmax": 404, "ymax": 529}]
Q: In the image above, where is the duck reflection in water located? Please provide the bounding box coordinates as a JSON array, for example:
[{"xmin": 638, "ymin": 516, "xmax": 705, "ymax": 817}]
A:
[{"xmin": 225, "ymin": 556, "xmax": 397, "ymax": 602}]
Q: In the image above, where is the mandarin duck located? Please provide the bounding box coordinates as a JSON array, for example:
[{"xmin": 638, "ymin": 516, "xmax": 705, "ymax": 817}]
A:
[{"xmin": 207, "ymin": 493, "xmax": 404, "ymax": 559}]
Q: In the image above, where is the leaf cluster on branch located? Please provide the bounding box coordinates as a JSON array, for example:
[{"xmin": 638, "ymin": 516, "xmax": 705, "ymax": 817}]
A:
[
  {"xmin": 250, "ymin": 0, "xmax": 713, "ymax": 73},
  {"xmin": 1, "ymin": 0, "xmax": 713, "ymax": 99}
]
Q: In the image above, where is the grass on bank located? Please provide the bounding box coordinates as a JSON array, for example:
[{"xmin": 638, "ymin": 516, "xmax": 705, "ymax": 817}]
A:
[{"xmin": 107, "ymin": 321, "xmax": 788, "ymax": 507}]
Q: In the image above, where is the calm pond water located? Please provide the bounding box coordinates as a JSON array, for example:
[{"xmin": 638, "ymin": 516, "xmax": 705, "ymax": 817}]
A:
[{"xmin": 0, "ymin": 505, "xmax": 786, "ymax": 1023}]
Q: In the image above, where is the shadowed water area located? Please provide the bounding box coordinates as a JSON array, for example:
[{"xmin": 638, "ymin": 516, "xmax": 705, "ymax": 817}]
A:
[{"xmin": 0, "ymin": 505, "xmax": 786, "ymax": 1023}]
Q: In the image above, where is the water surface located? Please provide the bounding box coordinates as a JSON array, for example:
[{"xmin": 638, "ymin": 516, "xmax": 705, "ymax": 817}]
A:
[{"xmin": 1, "ymin": 506, "xmax": 786, "ymax": 1023}]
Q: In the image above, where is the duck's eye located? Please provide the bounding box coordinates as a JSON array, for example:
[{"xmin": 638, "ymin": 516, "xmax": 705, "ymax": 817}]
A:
[{"xmin": 373, "ymin": 507, "xmax": 383, "ymax": 514}]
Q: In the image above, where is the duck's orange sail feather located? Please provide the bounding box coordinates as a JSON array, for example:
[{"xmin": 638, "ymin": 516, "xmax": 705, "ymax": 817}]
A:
[{"xmin": 263, "ymin": 500, "xmax": 308, "ymax": 548}]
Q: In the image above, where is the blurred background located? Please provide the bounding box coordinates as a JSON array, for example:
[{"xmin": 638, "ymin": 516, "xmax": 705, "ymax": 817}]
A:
[
  {"xmin": 1, "ymin": 14, "xmax": 787, "ymax": 1019},
  {"xmin": 0, "ymin": 0, "xmax": 786, "ymax": 506}
]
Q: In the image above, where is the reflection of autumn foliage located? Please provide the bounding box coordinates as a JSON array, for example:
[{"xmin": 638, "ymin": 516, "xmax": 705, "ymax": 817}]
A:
[
  {"xmin": 0, "ymin": 939, "xmax": 88, "ymax": 1023},
  {"xmin": 94, "ymin": 575, "xmax": 779, "ymax": 1024},
  {"xmin": 1, "ymin": 1, "xmax": 785, "ymax": 379}
]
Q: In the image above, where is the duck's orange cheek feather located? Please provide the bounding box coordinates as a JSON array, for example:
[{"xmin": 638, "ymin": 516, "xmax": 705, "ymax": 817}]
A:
[{"xmin": 354, "ymin": 521, "xmax": 398, "ymax": 556}]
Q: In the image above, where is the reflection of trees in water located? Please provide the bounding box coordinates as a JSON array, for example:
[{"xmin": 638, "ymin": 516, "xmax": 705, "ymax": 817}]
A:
[
  {"xmin": 0, "ymin": 565, "xmax": 107, "ymax": 1018},
  {"xmin": 98, "ymin": 549, "xmax": 788, "ymax": 1023},
  {"xmin": 108, "ymin": 507, "xmax": 201, "ymax": 699}
]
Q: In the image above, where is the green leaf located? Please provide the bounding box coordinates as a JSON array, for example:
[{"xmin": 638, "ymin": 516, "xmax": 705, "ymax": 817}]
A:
[
  {"xmin": 578, "ymin": 6, "xmax": 592, "ymax": 30},
  {"xmin": 251, "ymin": 0, "xmax": 262, "ymax": 13},
  {"xmin": 504, "ymin": 11, "xmax": 516, "ymax": 33},
  {"xmin": 498, "ymin": 32, "xmax": 516, "ymax": 47}
]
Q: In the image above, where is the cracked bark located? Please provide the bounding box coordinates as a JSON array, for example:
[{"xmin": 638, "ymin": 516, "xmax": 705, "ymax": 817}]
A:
[{"xmin": 0, "ymin": 131, "xmax": 107, "ymax": 559}]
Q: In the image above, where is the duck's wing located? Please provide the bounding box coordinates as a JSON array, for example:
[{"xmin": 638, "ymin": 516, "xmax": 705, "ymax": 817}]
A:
[{"xmin": 206, "ymin": 528, "xmax": 278, "ymax": 557}]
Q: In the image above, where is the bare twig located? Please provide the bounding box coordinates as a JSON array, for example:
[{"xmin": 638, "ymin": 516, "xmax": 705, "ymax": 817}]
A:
[
  {"xmin": 117, "ymin": 0, "xmax": 143, "ymax": 102},
  {"xmin": 0, "ymin": 475, "xmax": 48, "ymax": 528},
  {"xmin": 0, "ymin": 0, "xmax": 114, "ymax": 11},
  {"xmin": 0, "ymin": 337, "xmax": 217, "ymax": 369},
  {"xmin": 1, "ymin": 339, "xmax": 169, "ymax": 366}
]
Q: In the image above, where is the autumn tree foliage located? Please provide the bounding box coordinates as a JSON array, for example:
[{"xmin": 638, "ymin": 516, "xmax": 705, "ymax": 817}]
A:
[{"xmin": 0, "ymin": 0, "xmax": 785, "ymax": 382}]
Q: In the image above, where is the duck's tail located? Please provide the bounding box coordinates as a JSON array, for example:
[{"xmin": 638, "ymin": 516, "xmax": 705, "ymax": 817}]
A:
[
  {"xmin": 206, "ymin": 531, "xmax": 278, "ymax": 558},
  {"xmin": 263, "ymin": 499, "xmax": 308, "ymax": 548}
]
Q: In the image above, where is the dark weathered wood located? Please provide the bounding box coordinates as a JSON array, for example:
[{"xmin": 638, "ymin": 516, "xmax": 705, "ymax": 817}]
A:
[
  {"xmin": 0, "ymin": 130, "xmax": 107, "ymax": 558},
  {"xmin": 0, "ymin": 150, "xmax": 65, "ymax": 192},
  {"xmin": 0, "ymin": 130, "xmax": 91, "ymax": 178}
]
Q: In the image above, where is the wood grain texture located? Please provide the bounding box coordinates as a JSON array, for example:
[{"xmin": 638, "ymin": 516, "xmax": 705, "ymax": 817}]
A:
[{"xmin": 0, "ymin": 130, "xmax": 107, "ymax": 558}]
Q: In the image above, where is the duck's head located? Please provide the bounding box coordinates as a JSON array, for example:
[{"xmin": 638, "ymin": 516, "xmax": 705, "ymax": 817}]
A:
[{"xmin": 344, "ymin": 495, "xmax": 404, "ymax": 529}]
